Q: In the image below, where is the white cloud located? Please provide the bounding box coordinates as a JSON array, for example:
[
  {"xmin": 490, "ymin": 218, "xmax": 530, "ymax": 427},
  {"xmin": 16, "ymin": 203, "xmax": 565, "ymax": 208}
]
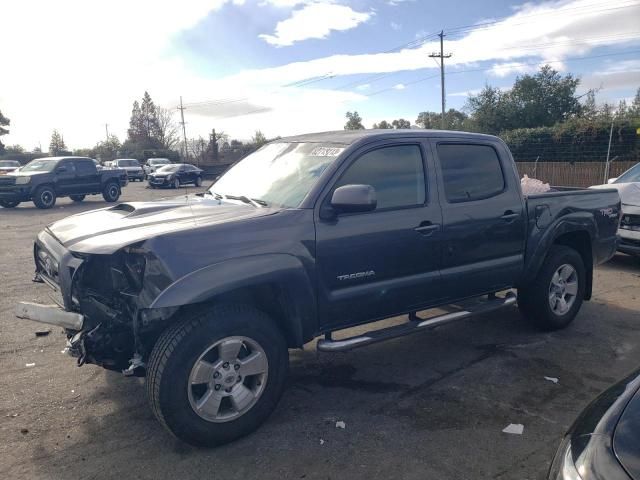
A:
[
  {"xmin": 356, "ymin": 84, "xmax": 371, "ymax": 90},
  {"xmin": 393, "ymin": 83, "xmax": 406, "ymax": 90},
  {"xmin": 488, "ymin": 62, "xmax": 537, "ymax": 77},
  {"xmin": 390, "ymin": 21, "xmax": 402, "ymax": 31},
  {"xmin": 259, "ymin": 3, "xmax": 373, "ymax": 47},
  {"xmin": 2, "ymin": 0, "xmax": 640, "ymax": 149}
]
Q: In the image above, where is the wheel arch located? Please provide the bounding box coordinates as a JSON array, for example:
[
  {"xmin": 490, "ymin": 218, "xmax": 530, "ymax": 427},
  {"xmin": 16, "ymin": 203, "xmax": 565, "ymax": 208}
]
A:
[
  {"xmin": 522, "ymin": 219, "xmax": 594, "ymax": 300},
  {"xmin": 148, "ymin": 254, "xmax": 317, "ymax": 348}
]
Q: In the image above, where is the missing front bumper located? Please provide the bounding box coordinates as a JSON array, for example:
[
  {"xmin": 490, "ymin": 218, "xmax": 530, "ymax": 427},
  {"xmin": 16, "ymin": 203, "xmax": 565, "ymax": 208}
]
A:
[{"xmin": 15, "ymin": 301, "xmax": 84, "ymax": 330}]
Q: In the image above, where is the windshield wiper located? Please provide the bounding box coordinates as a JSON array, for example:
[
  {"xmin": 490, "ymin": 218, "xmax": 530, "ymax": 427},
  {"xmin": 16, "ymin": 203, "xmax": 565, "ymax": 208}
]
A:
[{"xmin": 224, "ymin": 194, "xmax": 265, "ymax": 208}]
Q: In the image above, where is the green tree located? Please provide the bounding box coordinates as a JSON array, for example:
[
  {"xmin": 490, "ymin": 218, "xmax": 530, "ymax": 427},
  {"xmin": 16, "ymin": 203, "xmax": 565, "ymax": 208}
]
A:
[
  {"xmin": 251, "ymin": 130, "xmax": 268, "ymax": 147},
  {"xmin": 466, "ymin": 66, "xmax": 582, "ymax": 133},
  {"xmin": 373, "ymin": 120, "xmax": 392, "ymax": 129},
  {"xmin": 4, "ymin": 145, "xmax": 25, "ymax": 154},
  {"xmin": 123, "ymin": 92, "xmax": 164, "ymax": 154},
  {"xmin": 0, "ymin": 109, "xmax": 10, "ymax": 154},
  {"xmin": 416, "ymin": 109, "xmax": 469, "ymax": 130},
  {"xmin": 344, "ymin": 111, "xmax": 364, "ymax": 130},
  {"xmin": 92, "ymin": 134, "xmax": 121, "ymax": 161},
  {"xmin": 392, "ymin": 118, "xmax": 411, "ymax": 129},
  {"xmin": 629, "ymin": 87, "xmax": 640, "ymax": 118},
  {"xmin": 49, "ymin": 130, "xmax": 67, "ymax": 155}
]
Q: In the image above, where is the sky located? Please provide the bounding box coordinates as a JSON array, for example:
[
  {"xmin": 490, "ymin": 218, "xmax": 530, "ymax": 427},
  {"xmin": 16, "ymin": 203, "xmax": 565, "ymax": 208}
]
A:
[{"xmin": 1, "ymin": 0, "xmax": 639, "ymax": 150}]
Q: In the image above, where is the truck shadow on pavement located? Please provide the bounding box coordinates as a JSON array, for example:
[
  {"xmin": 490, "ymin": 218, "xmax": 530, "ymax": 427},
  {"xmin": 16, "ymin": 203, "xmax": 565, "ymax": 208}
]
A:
[{"xmin": 29, "ymin": 302, "xmax": 640, "ymax": 480}]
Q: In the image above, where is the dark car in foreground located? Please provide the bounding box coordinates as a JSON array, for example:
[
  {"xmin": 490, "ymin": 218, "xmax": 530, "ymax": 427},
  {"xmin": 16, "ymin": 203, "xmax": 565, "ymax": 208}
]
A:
[
  {"xmin": 15, "ymin": 130, "xmax": 620, "ymax": 446},
  {"xmin": 549, "ymin": 370, "xmax": 640, "ymax": 479},
  {"xmin": 0, "ymin": 156, "xmax": 128, "ymax": 209},
  {"xmin": 147, "ymin": 163, "xmax": 203, "ymax": 188}
]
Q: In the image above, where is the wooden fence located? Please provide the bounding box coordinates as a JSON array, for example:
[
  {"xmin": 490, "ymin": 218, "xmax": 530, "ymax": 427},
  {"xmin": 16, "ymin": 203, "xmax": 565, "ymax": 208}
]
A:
[{"xmin": 515, "ymin": 161, "xmax": 637, "ymax": 187}]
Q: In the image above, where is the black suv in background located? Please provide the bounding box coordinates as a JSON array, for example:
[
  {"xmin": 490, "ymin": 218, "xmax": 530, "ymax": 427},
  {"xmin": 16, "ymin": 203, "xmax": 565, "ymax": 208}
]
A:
[{"xmin": 0, "ymin": 156, "xmax": 128, "ymax": 209}]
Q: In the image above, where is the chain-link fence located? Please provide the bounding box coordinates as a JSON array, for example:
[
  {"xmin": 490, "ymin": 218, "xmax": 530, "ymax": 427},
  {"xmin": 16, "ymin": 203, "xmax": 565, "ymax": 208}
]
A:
[{"xmin": 515, "ymin": 160, "xmax": 636, "ymax": 187}]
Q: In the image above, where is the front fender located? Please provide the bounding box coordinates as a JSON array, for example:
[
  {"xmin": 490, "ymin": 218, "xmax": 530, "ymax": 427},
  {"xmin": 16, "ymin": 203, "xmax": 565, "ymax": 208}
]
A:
[{"xmin": 148, "ymin": 253, "xmax": 317, "ymax": 345}]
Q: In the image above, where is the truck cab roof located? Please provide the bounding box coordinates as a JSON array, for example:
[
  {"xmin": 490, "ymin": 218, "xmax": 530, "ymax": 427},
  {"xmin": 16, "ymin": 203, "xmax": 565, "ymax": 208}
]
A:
[{"xmin": 279, "ymin": 129, "xmax": 500, "ymax": 145}]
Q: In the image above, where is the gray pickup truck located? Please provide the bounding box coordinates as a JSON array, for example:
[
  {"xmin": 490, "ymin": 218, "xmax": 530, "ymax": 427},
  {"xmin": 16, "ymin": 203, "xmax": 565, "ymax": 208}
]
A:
[{"xmin": 15, "ymin": 130, "xmax": 620, "ymax": 446}]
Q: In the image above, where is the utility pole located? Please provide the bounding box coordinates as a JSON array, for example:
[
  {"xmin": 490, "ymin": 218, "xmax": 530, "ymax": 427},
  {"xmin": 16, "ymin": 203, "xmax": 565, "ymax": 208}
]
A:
[
  {"xmin": 178, "ymin": 96, "xmax": 189, "ymax": 161},
  {"xmin": 429, "ymin": 31, "xmax": 452, "ymax": 129},
  {"xmin": 105, "ymin": 123, "xmax": 110, "ymax": 143},
  {"xmin": 604, "ymin": 114, "xmax": 616, "ymax": 183}
]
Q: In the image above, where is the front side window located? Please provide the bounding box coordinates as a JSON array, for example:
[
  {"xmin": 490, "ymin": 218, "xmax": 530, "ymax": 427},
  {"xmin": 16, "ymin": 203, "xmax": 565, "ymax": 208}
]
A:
[
  {"xmin": 335, "ymin": 144, "xmax": 425, "ymax": 210},
  {"xmin": 437, "ymin": 144, "xmax": 505, "ymax": 203},
  {"xmin": 76, "ymin": 160, "xmax": 95, "ymax": 174}
]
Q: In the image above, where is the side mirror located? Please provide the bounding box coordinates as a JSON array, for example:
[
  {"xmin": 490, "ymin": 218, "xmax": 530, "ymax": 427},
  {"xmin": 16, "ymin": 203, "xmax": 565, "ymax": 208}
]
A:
[
  {"xmin": 56, "ymin": 166, "xmax": 67, "ymax": 173},
  {"xmin": 607, "ymin": 178, "xmax": 617, "ymax": 184},
  {"xmin": 331, "ymin": 184, "xmax": 377, "ymax": 214}
]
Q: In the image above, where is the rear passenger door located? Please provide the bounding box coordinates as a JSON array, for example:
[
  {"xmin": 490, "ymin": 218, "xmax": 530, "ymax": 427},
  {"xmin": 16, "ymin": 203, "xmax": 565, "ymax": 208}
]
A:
[
  {"xmin": 74, "ymin": 159, "xmax": 101, "ymax": 193},
  {"xmin": 432, "ymin": 140, "xmax": 526, "ymax": 299},
  {"xmin": 315, "ymin": 141, "xmax": 443, "ymax": 329}
]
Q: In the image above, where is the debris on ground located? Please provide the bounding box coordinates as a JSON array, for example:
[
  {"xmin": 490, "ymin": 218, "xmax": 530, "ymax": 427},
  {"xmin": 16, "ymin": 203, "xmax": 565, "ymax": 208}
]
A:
[
  {"xmin": 319, "ymin": 439, "xmax": 325, "ymax": 445},
  {"xmin": 335, "ymin": 421, "xmax": 346, "ymax": 429},
  {"xmin": 35, "ymin": 330, "xmax": 51, "ymax": 337},
  {"xmin": 25, "ymin": 363, "xmax": 35, "ymax": 368},
  {"xmin": 20, "ymin": 428, "xmax": 29, "ymax": 434},
  {"xmin": 6, "ymin": 413, "xmax": 18, "ymax": 418},
  {"xmin": 502, "ymin": 423, "xmax": 524, "ymax": 435},
  {"xmin": 544, "ymin": 376, "xmax": 559, "ymax": 384}
]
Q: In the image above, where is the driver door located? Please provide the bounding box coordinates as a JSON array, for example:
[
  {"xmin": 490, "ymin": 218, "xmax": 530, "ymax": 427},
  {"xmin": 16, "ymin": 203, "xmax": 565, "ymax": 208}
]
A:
[{"xmin": 314, "ymin": 141, "xmax": 443, "ymax": 330}]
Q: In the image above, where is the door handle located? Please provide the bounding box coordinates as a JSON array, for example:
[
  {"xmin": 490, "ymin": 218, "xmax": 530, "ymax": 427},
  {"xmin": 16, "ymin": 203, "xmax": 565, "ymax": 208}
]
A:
[
  {"xmin": 500, "ymin": 211, "xmax": 520, "ymax": 221},
  {"xmin": 414, "ymin": 222, "xmax": 440, "ymax": 236}
]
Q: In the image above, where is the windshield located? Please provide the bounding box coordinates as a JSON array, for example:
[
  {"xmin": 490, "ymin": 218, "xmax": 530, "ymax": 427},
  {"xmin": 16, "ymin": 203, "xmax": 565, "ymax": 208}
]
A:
[
  {"xmin": 149, "ymin": 159, "xmax": 169, "ymax": 165},
  {"xmin": 117, "ymin": 159, "xmax": 140, "ymax": 167},
  {"xmin": 157, "ymin": 164, "xmax": 180, "ymax": 173},
  {"xmin": 0, "ymin": 161, "xmax": 20, "ymax": 168},
  {"xmin": 210, "ymin": 142, "xmax": 344, "ymax": 208},
  {"xmin": 20, "ymin": 159, "xmax": 58, "ymax": 172},
  {"xmin": 614, "ymin": 163, "xmax": 640, "ymax": 184}
]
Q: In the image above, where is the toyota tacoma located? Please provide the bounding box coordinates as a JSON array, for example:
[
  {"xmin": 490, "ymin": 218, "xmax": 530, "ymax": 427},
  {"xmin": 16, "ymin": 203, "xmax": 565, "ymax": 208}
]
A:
[{"xmin": 15, "ymin": 130, "xmax": 621, "ymax": 446}]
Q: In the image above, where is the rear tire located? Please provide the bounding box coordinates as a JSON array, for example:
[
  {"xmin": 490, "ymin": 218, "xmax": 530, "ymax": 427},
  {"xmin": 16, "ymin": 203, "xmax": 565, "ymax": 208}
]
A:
[
  {"xmin": 146, "ymin": 304, "xmax": 289, "ymax": 447},
  {"xmin": 173, "ymin": 178, "xmax": 180, "ymax": 189},
  {"xmin": 0, "ymin": 200, "xmax": 20, "ymax": 208},
  {"xmin": 102, "ymin": 182, "xmax": 120, "ymax": 202},
  {"xmin": 70, "ymin": 194, "xmax": 85, "ymax": 202},
  {"xmin": 33, "ymin": 186, "xmax": 57, "ymax": 209},
  {"xmin": 518, "ymin": 245, "xmax": 585, "ymax": 331}
]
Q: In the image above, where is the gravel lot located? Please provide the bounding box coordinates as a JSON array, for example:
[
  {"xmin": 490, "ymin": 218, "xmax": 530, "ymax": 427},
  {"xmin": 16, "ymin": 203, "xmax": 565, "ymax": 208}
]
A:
[{"xmin": 1, "ymin": 181, "xmax": 639, "ymax": 480}]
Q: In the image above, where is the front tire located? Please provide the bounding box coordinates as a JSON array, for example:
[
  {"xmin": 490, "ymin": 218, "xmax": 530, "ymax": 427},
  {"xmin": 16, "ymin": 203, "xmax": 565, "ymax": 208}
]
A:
[
  {"xmin": 0, "ymin": 200, "xmax": 20, "ymax": 208},
  {"xmin": 33, "ymin": 186, "xmax": 57, "ymax": 209},
  {"xmin": 102, "ymin": 182, "xmax": 121, "ymax": 202},
  {"xmin": 518, "ymin": 245, "xmax": 585, "ymax": 331},
  {"xmin": 172, "ymin": 178, "xmax": 180, "ymax": 189},
  {"xmin": 70, "ymin": 194, "xmax": 85, "ymax": 202},
  {"xmin": 195, "ymin": 176, "xmax": 203, "ymax": 187},
  {"xmin": 146, "ymin": 305, "xmax": 289, "ymax": 447}
]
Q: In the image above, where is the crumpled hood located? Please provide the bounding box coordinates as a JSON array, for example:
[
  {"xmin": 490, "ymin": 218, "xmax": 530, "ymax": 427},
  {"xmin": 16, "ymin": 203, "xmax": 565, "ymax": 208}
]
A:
[
  {"xmin": 591, "ymin": 182, "xmax": 640, "ymax": 206},
  {"xmin": 47, "ymin": 195, "xmax": 280, "ymax": 254}
]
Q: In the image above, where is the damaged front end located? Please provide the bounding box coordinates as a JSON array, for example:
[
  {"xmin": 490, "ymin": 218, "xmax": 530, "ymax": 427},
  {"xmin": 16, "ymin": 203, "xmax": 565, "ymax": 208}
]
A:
[{"xmin": 16, "ymin": 228, "xmax": 177, "ymax": 375}]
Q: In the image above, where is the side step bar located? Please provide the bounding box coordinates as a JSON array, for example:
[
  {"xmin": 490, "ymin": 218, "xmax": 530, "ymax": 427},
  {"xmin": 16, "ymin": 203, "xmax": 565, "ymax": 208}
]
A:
[{"xmin": 317, "ymin": 292, "xmax": 517, "ymax": 353}]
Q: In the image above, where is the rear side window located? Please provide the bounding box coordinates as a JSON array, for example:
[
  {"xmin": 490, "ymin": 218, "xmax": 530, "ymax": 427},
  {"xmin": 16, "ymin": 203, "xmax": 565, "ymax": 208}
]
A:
[
  {"xmin": 437, "ymin": 144, "xmax": 505, "ymax": 203},
  {"xmin": 76, "ymin": 160, "xmax": 96, "ymax": 174},
  {"xmin": 336, "ymin": 145, "xmax": 425, "ymax": 210}
]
